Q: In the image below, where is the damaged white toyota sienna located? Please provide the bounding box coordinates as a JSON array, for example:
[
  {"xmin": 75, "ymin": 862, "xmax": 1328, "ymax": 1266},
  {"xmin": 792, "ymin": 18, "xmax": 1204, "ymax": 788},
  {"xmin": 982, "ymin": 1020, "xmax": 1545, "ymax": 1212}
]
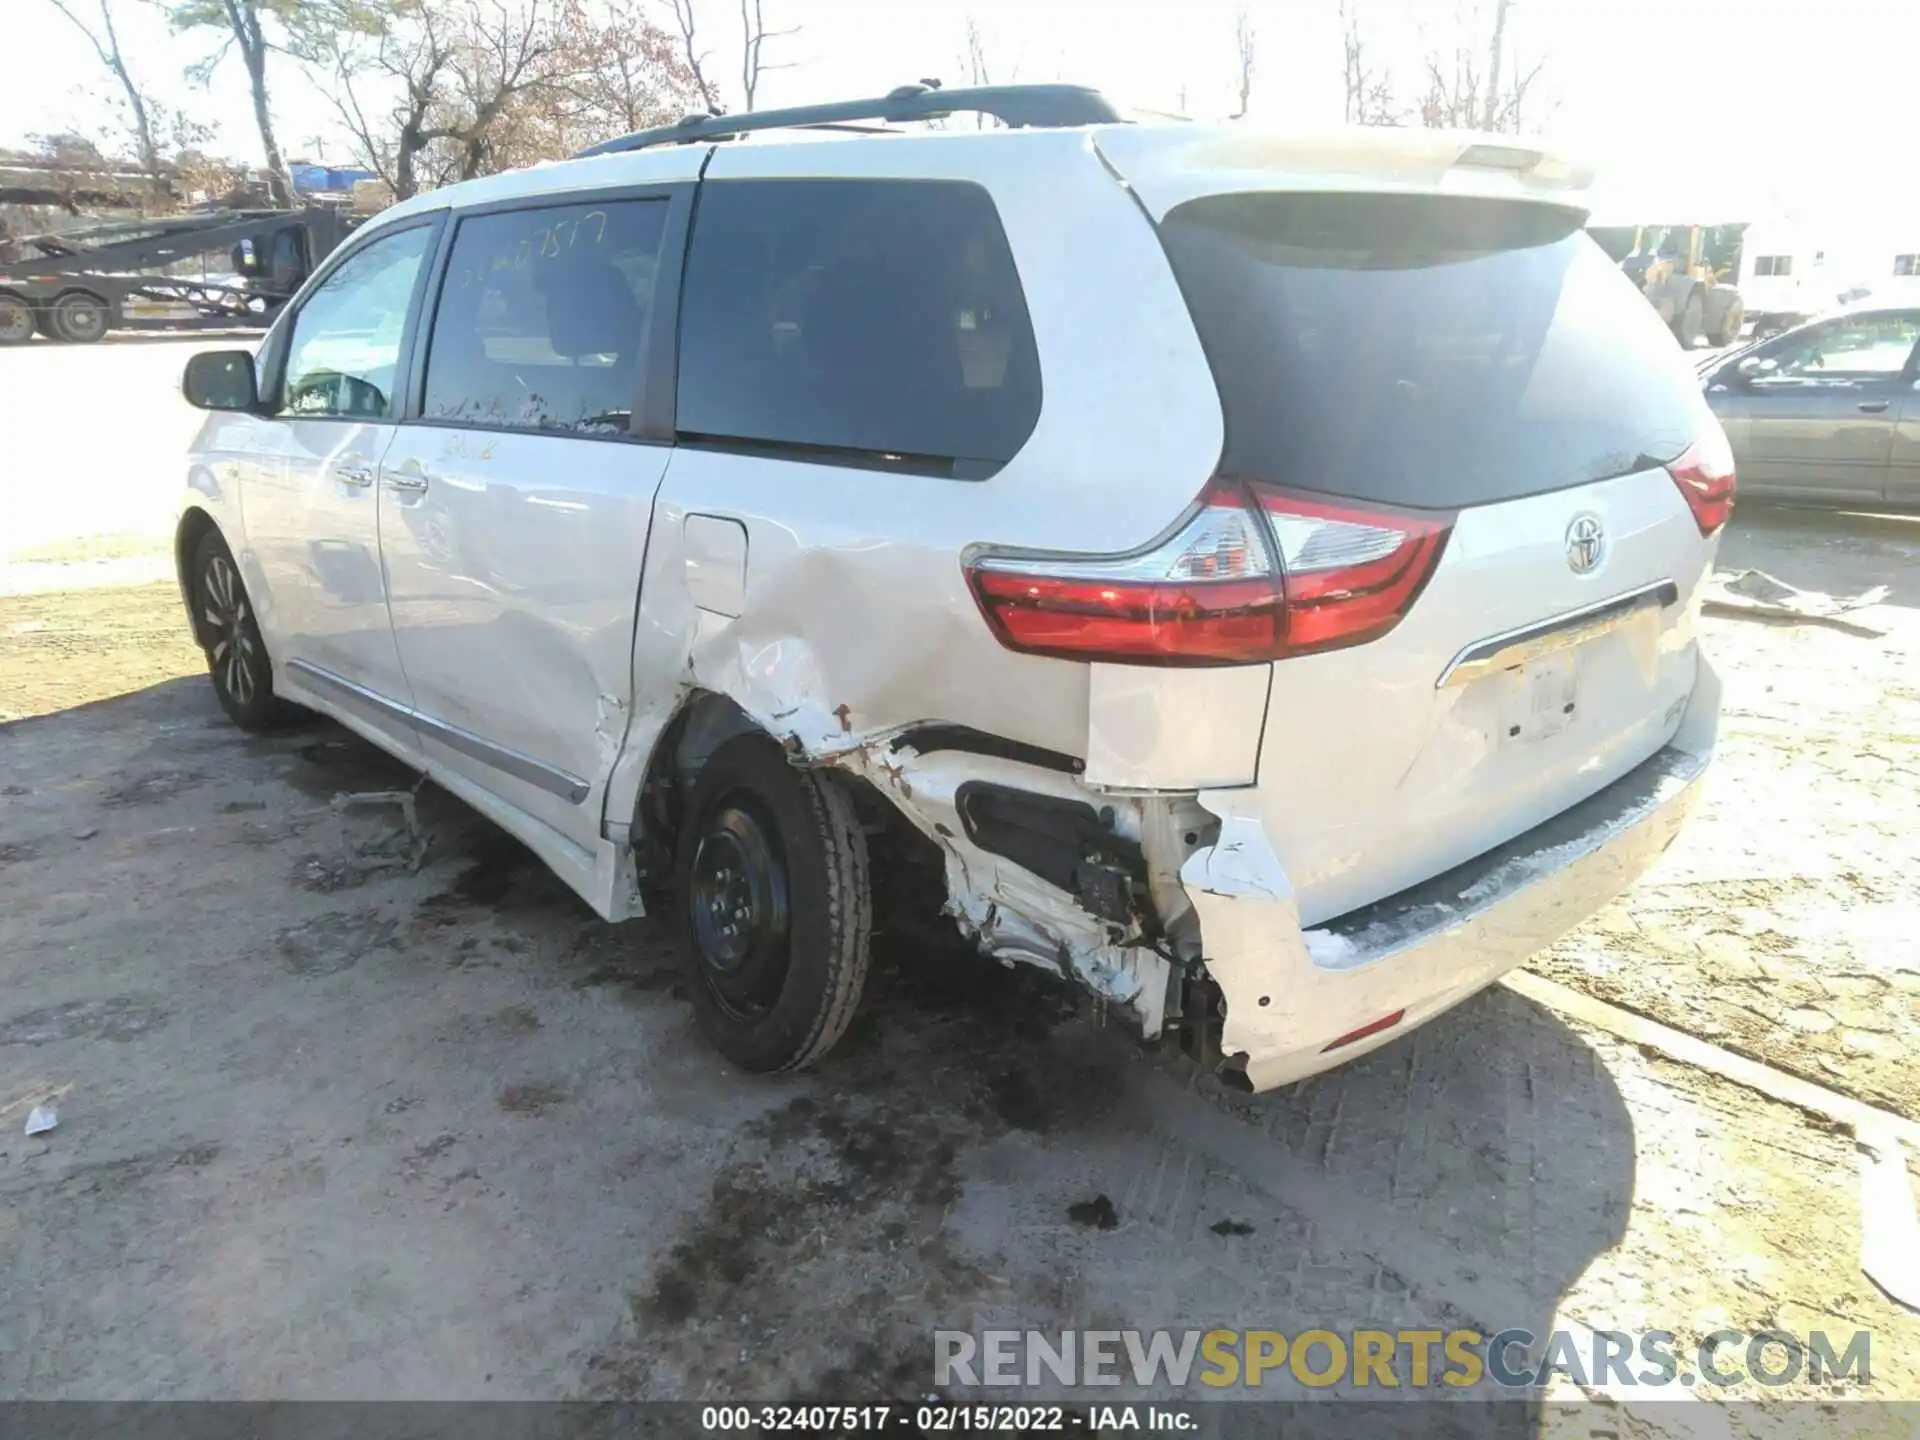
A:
[{"xmin": 175, "ymin": 85, "xmax": 1729, "ymax": 1092}]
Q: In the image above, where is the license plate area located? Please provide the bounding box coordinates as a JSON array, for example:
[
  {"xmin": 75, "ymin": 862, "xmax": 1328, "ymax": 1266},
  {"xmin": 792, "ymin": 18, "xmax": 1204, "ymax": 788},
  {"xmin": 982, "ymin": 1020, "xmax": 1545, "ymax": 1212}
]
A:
[{"xmin": 1499, "ymin": 650, "xmax": 1578, "ymax": 745}]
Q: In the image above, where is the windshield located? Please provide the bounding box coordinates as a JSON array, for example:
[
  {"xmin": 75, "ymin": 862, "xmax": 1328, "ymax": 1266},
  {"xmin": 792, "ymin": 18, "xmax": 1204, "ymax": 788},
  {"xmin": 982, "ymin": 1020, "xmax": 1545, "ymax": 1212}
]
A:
[{"xmin": 1159, "ymin": 193, "xmax": 1713, "ymax": 509}]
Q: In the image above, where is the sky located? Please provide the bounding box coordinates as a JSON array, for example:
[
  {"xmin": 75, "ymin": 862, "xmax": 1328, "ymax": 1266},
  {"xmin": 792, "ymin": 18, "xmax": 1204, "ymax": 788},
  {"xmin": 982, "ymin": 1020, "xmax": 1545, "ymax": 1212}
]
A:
[{"xmin": 3, "ymin": 0, "xmax": 1917, "ymax": 228}]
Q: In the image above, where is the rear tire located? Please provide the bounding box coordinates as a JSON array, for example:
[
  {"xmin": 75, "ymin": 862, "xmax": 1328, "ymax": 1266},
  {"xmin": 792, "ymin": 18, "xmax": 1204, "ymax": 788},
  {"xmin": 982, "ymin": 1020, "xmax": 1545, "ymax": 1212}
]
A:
[
  {"xmin": 674, "ymin": 735, "xmax": 872, "ymax": 1074},
  {"xmin": 191, "ymin": 529, "xmax": 297, "ymax": 731},
  {"xmin": 1673, "ymin": 290, "xmax": 1704, "ymax": 349},
  {"xmin": 0, "ymin": 295, "xmax": 34, "ymax": 345},
  {"xmin": 47, "ymin": 291, "xmax": 110, "ymax": 344}
]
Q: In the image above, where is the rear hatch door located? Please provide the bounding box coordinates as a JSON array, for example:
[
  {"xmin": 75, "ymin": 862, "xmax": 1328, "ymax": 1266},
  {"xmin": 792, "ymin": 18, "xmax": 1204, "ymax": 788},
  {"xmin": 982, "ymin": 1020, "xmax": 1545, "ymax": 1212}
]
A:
[{"xmin": 1098, "ymin": 128, "xmax": 1728, "ymax": 925}]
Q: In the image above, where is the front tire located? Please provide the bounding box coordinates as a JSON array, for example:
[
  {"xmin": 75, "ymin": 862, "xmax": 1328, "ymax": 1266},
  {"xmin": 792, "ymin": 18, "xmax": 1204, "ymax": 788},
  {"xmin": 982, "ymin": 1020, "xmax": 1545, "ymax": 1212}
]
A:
[
  {"xmin": 192, "ymin": 529, "xmax": 295, "ymax": 731},
  {"xmin": 674, "ymin": 735, "xmax": 872, "ymax": 1073}
]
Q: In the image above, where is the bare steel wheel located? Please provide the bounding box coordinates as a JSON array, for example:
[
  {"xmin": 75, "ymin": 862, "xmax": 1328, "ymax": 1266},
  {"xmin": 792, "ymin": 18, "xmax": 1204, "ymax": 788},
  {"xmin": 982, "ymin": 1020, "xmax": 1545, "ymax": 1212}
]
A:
[
  {"xmin": 0, "ymin": 295, "xmax": 34, "ymax": 345},
  {"xmin": 689, "ymin": 795, "xmax": 795, "ymax": 1024},
  {"xmin": 192, "ymin": 529, "xmax": 295, "ymax": 730},
  {"xmin": 674, "ymin": 735, "xmax": 872, "ymax": 1073}
]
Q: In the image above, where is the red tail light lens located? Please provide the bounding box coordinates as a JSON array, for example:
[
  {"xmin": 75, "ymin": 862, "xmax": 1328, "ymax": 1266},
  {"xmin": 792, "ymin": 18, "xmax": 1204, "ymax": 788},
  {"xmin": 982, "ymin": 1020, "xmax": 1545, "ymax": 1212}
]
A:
[
  {"xmin": 967, "ymin": 483, "xmax": 1285, "ymax": 665},
  {"xmin": 965, "ymin": 482, "xmax": 1452, "ymax": 666},
  {"xmin": 1250, "ymin": 487, "xmax": 1452, "ymax": 654},
  {"xmin": 1668, "ymin": 431, "xmax": 1736, "ymax": 535}
]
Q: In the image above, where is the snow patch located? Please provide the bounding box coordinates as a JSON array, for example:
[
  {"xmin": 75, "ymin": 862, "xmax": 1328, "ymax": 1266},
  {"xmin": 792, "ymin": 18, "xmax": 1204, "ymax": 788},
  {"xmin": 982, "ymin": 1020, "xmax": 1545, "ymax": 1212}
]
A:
[{"xmin": 1302, "ymin": 928, "xmax": 1359, "ymax": 966}]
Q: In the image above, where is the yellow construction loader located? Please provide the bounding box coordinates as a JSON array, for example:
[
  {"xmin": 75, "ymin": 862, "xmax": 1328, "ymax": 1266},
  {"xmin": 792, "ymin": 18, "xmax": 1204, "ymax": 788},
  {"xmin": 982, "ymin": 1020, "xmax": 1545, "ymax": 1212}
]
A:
[{"xmin": 1587, "ymin": 222, "xmax": 1747, "ymax": 348}]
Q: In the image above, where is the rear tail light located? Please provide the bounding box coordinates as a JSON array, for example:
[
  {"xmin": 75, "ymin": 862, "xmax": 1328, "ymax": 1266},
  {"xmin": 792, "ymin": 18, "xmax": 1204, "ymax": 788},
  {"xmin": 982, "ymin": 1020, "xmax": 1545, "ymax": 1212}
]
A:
[
  {"xmin": 1255, "ymin": 491, "xmax": 1451, "ymax": 654},
  {"xmin": 964, "ymin": 481, "xmax": 1451, "ymax": 666},
  {"xmin": 1667, "ymin": 431, "xmax": 1736, "ymax": 535}
]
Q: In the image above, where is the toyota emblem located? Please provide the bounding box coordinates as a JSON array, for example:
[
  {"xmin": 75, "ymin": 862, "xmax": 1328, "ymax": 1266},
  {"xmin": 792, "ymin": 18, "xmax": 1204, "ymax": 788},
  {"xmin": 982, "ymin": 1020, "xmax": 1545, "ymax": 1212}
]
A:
[{"xmin": 1566, "ymin": 514, "xmax": 1605, "ymax": 574}]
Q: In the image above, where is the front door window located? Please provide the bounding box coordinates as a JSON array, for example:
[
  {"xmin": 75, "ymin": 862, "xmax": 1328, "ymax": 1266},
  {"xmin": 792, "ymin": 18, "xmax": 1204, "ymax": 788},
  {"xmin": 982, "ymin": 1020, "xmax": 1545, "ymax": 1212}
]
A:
[
  {"xmin": 278, "ymin": 225, "xmax": 435, "ymax": 419},
  {"xmin": 1757, "ymin": 313, "xmax": 1920, "ymax": 384}
]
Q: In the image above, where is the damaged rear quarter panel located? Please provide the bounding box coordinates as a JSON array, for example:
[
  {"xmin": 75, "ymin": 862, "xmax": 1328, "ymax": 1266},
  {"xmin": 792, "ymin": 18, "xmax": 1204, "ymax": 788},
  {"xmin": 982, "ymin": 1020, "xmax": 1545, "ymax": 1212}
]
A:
[
  {"xmin": 595, "ymin": 135, "xmax": 1238, "ymax": 1025},
  {"xmin": 600, "ymin": 134, "xmax": 1227, "ymax": 849}
]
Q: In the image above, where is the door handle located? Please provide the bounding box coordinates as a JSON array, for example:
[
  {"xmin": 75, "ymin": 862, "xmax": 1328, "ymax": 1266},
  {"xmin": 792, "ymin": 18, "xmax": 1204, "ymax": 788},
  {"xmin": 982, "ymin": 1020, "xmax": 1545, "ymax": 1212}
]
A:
[
  {"xmin": 334, "ymin": 463, "xmax": 374, "ymax": 487},
  {"xmin": 385, "ymin": 469, "xmax": 430, "ymax": 495},
  {"xmin": 1857, "ymin": 401, "xmax": 1891, "ymax": 413}
]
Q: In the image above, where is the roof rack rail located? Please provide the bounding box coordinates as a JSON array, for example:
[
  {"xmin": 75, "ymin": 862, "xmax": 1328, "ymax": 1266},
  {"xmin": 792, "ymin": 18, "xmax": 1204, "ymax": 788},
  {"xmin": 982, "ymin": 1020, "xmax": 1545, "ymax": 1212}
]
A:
[{"xmin": 574, "ymin": 82, "xmax": 1125, "ymax": 158}]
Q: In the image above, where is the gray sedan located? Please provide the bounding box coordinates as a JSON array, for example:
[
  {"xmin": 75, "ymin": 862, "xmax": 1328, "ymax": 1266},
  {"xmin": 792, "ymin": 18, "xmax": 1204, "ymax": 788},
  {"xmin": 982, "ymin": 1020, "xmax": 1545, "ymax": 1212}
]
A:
[{"xmin": 1702, "ymin": 305, "xmax": 1920, "ymax": 507}]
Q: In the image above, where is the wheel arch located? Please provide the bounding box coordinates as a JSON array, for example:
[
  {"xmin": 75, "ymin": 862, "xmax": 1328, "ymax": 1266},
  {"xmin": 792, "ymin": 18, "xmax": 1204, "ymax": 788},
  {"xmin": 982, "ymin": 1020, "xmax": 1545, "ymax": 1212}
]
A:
[
  {"xmin": 624, "ymin": 687, "xmax": 908, "ymax": 892},
  {"xmin": 175, "ymin": 506, "xmax": 221, "ymax": 646},
  {"xmin": 628, "ymin": 689, "xmax": 785, "ymax": 879}
]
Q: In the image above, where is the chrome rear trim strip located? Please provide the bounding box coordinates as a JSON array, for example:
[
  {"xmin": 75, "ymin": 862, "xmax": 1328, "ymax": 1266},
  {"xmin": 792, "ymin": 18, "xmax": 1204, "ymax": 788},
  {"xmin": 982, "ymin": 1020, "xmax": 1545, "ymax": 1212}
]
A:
[{"xmin": 1436, "ymin": 581, "xmax": 1679, "ymax": 689}]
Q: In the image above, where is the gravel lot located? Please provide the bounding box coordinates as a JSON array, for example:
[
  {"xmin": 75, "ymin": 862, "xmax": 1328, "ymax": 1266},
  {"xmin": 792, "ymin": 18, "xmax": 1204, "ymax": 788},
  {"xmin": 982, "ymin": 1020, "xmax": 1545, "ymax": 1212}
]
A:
[{"xmin": 1, "ymin": 338, "xmax": 1915, "ymax": 1424}]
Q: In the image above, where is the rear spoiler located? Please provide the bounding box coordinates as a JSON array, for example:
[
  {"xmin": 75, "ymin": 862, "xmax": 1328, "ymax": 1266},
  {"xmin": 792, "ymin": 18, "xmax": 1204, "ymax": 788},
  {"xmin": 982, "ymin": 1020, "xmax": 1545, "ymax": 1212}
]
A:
[{"xmin": 1092, "ymin": 125, "xmax": 1596, "ymax": 220}]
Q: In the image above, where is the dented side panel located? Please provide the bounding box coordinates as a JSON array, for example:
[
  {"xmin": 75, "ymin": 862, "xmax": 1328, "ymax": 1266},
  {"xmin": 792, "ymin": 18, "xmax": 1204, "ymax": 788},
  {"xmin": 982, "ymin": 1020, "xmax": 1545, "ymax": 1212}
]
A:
[
  {"xmin": 377, "ymin": 422, "xmax": 673, "ymax": 863},
  {"xmin": 601, "ymin": 134, "xmax": 1227, "ymax": 849}
]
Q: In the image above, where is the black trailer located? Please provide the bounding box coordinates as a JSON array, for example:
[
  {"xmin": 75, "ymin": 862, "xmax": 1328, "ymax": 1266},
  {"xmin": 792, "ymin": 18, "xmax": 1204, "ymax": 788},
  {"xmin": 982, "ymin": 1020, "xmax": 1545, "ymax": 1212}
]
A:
[{"xmin": 0, "ymin": 206, "xmax": 358, "ymax": 344}]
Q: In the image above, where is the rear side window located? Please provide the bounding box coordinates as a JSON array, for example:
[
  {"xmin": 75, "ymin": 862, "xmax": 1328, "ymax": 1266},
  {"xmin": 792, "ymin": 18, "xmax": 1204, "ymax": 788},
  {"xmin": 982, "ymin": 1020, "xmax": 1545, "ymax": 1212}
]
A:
[
  {"xmin": 675, "ymin": 179, "xmax": 1041, "ymax": 476},
  {"xmin": 1159, "ymin": 194, "xmax": 1708, "ymax": 509},
  {"xmin": 423, "ymin": 199, "xmax": 668, "ymax": 435}
]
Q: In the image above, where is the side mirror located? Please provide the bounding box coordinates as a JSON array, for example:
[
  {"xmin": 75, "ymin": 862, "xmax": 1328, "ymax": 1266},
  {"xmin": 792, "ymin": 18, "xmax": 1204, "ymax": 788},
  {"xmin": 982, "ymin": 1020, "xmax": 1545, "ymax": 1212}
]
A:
[
  {"xmin": 1733, "ymin": 355, "xmax": 1776, "ymax": 387},
  {"xmin": 182, "ymin": 349, "xmax": 260, "ymax": 412}
]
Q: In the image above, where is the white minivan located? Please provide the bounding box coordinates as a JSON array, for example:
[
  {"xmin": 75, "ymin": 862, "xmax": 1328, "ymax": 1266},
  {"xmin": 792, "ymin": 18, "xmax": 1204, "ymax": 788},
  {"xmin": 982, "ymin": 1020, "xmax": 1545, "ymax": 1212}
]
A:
[{"xmin": 176, "ymin": 85, "xmax": 1728, "ymax": 1091}]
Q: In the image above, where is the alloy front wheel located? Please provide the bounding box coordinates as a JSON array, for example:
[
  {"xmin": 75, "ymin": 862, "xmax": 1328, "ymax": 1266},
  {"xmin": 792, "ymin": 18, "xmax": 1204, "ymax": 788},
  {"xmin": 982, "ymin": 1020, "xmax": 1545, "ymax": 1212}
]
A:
[
  {"xmin": 191, "ymin": 529, "xmax": 296, "ymax": 731},
  {"xmin": 202, "ymin": 552, "xmax": 259, "ymax": 708}
]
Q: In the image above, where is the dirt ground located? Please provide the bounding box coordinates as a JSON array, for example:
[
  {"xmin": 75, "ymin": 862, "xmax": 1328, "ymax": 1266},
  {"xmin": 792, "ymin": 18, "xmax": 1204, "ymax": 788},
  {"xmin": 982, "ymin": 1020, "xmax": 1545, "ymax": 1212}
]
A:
[
  {"xmin": 1534, "ymin": 508, "xmax": 1920, "ymax": 1122},
  {"xmin": 0, "ymin": 582, "xmax": 202, "ymax": 723},
  {"xmin": 1, "ymin": 352, "xmax": 1917, "ymax": 1425}
]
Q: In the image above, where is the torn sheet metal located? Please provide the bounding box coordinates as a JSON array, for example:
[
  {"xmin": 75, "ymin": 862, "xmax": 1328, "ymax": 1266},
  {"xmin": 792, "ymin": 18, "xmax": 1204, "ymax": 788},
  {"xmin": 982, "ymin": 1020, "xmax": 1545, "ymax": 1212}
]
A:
[
  {"xmin": 1179, "ymin": 738, "xmax": 1711, "ymax": 1091},
  {"xmin": 833, "ymin": 742, "xmax": 1177, "ymax": 1037},
  {"xmin": 1701, "ymin": 568, "xmax": 1889, "ymax": 635}
]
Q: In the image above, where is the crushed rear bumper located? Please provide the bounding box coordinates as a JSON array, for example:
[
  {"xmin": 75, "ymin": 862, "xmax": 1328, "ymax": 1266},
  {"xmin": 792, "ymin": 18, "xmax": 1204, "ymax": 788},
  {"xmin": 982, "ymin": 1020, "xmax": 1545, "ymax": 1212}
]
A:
[{"xmin": 1180, "ymin": 660, "xmax": 1718, "ymax": 1091}]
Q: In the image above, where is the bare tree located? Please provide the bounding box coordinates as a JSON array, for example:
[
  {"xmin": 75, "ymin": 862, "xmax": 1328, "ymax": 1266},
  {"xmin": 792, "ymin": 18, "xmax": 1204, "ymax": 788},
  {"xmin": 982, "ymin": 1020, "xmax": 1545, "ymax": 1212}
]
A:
[
  {"xmin": 291, "ymin": 0, "xmax": 455, "ymax": 202},
  {"xmin": 961, "ymin": 13, "xmax": 991, "ymax": 87},
  {"xmin": 1481, "ymin": 0, "xmax": 1511, "ymax": 130},
  {"xmin": 1231, "ymin": 4, "xmax": 1256, "ymax": 118},
  {"xmin": 438, "ymin": 0, "xmax": 572, "ymax": 181},
  {"xmin": 572, "ymin": 0, "xmax": 699, "ymax": 134},
  {"xmin": 293, "ymin": 0, "xmax": 694, "ymax": 197},
  {"xmin": 664, "ymin": 0, "xmax": 723, "ymax": 113},
  {"xmin": 1340, "ymin": 0, "xmax": 1401, "ymax": 126},
  {"xmin": 43, "ymin": 0, "xmax": 164, "ymax": 183},
  {"xmin": 513, "ymin": 0, "xmax": 700, "ymax": 152},
  {"xmin": 953, "ymin": 13, "xmax": 1010, "ymax": 126},
  {"xmin": 169, "ymin": 0, "xmax": 300, "ymax": 205},
  {"xmin": 1418, "ymin": 0, "xmax": 1545, "ymax": 133},
  {"xmin": 738, "ymin": 0, "xmax": 795, "ymax": 113}
]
